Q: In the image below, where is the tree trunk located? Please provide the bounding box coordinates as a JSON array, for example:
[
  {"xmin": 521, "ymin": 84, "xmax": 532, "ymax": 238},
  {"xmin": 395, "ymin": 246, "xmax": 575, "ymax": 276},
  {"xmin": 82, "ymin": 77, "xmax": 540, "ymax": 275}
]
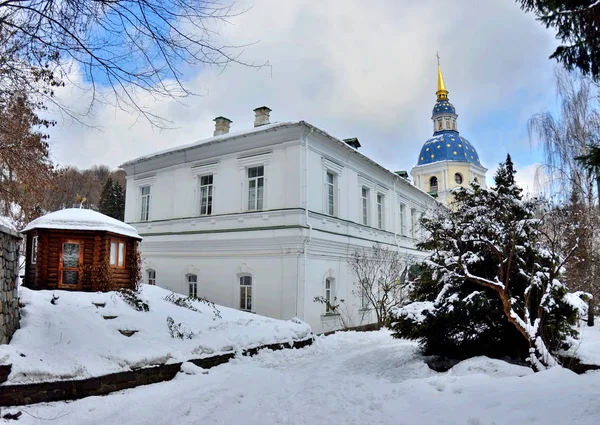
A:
[{"xmin": 588, "ymin": 297, "xmax": 595, "ymax": 326}]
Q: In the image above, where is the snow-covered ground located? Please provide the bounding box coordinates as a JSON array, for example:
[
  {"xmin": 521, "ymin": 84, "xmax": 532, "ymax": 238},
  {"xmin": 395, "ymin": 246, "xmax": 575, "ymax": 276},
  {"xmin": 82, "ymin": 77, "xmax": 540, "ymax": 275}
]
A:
[
  {"xmin": 4, "ymin": 330, "xmax": 600, "ymax": 425},
  {"xmin": 565, "ymin": 321, "xmax": 600, "ymax": 366},
  {"xmin": 0, "ymin": 285, "xmax": 311, "ymax": 384}
]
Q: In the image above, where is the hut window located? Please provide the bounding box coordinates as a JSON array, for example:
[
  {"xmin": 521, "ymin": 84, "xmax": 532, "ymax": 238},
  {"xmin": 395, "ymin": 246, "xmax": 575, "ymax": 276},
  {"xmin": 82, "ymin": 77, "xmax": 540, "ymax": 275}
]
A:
[
  {"xmin": 31, "ymin": 236, "xmax": 38, "ymax": 264},
  {"xmin": 188, "ymin": 274, "xmax": 198, "ymax": 298},
  {"xmin": 147, "ymin": 269, "xmax": 156, "ymax": 285},
  {"xmin": 110, "ymin": 240, "xmax": 126, "ymax": 268},
  {"xmin": 140, "ymin": 186, "xmax": 151, "ymax": 221},
  {"xmin": 61, "ymin": 242, "xmax": 81, "ymax": 285}
]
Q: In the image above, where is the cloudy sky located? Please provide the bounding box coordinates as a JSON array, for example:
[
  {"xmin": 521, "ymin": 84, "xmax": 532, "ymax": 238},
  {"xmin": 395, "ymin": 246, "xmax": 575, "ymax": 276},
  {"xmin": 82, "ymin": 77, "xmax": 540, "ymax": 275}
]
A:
[{"xmin": 48, "ymin": 0, "xmax": 559, "ymax": 193}]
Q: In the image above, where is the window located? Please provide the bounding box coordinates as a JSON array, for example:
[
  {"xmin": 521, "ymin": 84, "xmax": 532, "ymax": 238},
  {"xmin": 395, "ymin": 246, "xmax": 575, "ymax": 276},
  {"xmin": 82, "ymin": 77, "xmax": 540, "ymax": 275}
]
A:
[
  {"xmin": 325, "ymin": 277, "xmax": 334, "ymax": 314},
  {"xmin": 411, "ymin": 208, "xmax": 417, "ymax": 239},
  {"xmin": 429, "ymin": 176, "xmax": 438, "ymax": 193},
  {"xmin": 454, "ymin": 173, "xmax": 463, "ymax": 185},
  {"xmin": 240, "ymin": 275, "xmax": 252, "ymax": 311},
  {"xmin": 399, "ymin": 203, "xmax": 406, "ymax": 236},
  {"xmin": 110, "ymin": 240, "xmax": 126, "ymax": 268},
  {"xmin": 474, "ymin": 177, "xmax": 479, "ymax": 183},
  {"xmin": 188, "ymin": 274, "xmax": 198, "ymax": 298},
  {"xmin": 147, "ymin": 269, "xmax": 156, "ymax": 285},
  {"xmin": 199, "ymin": 175, "xmax": 213, "ymax": 215},
  {"xmin": 377, "ymin": 194, "xmax": 384, "ymax": 229},
  {"xmin": 61, "ymin": 241, "xmax": 81, "ymax": 285},
  {"xmin": 361, "ymin": 187, "xmax": 370, "ymax": 225},
  {"xmin": 140, "ymin": 186, "xmax": 151, "ymax": 221},
  {"xmin": 31, "ymin": 236, "xmax": 38, "ymax": 264},
  {"xmin": 247, "ymin": 166, "xmax": 264, "ymax": 211},
  {"xmin": 360, "ymin": 281, "xmax": 369, "ymax": 310},
  {"xmin": 326, "ymin": 172, "xmax": 335, "ymax": 216}
]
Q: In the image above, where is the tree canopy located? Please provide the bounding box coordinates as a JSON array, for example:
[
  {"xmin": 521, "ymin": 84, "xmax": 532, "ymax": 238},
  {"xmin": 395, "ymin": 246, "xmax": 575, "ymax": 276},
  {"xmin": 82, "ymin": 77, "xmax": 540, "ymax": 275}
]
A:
[{"xmin": 517, "ymin": 1, "xmax": 600, "ymax": 79}]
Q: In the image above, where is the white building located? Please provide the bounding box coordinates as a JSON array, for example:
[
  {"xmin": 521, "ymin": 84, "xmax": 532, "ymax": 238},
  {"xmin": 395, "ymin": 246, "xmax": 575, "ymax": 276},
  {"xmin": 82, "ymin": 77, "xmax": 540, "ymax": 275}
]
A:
[{"xmin": 121, "ymin": 107, "xmax": 437, "ymax": 333}]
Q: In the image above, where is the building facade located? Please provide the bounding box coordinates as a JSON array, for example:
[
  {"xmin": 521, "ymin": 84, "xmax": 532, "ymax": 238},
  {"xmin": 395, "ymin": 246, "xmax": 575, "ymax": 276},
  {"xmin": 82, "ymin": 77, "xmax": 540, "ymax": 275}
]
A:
[
  {"xmin": 411, "ymin": 63, "xmax": 487, "ymax": 205},
  {"xmin": 121, "ymin": 108, "xmax": 437, "ymax": 333}
]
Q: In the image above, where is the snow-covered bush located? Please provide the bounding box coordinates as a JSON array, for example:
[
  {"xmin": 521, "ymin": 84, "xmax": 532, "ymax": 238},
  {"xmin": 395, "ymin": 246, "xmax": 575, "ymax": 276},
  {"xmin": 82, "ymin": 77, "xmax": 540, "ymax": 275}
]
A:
[
  {"xmin": 391, "ymin": 155, "xmax": 580, "ymax": 370},
  {"xmin": 118, "ymin": 288, "xmax": 150, "ymax": 312},
  {"xmin": 164, "ymin": 292, "xmax": 221, "ymax": 320},
  {"xmin": 166, "ymin": 316, "xmax": 195, "ymax": 339}
]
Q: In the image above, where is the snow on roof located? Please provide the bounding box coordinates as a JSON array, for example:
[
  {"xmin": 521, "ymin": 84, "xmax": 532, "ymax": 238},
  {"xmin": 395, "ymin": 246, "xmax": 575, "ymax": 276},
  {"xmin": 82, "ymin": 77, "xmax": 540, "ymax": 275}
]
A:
[
  {"xmin": 0, "ymin": 215, "xmax": 17, "ymax": 232},
  {"xmin": 120, "ymin": 121, "xmax": 297, "ymax": 167},
  {"xmin": 22, "ymin": 208, "xmax": 141, "ymax": 239}
]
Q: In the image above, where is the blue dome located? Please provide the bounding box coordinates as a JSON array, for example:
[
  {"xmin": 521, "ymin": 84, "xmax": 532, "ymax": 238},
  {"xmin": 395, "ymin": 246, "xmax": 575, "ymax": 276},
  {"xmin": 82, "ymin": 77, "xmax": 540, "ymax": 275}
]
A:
[
  {"xmin": 432, "ymin": 100, "xmax": 456, "ymax": 117},
  {"xmin": 417, "ymin": 130, "xmax": 481, "ymax": 166}
]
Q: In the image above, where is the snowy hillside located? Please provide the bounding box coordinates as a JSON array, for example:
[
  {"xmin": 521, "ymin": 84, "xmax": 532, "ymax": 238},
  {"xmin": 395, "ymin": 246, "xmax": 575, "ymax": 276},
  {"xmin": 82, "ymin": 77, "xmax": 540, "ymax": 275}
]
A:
[{"xmin": 0, "ymin": 285, "xmax": 312, "ymax": 384}]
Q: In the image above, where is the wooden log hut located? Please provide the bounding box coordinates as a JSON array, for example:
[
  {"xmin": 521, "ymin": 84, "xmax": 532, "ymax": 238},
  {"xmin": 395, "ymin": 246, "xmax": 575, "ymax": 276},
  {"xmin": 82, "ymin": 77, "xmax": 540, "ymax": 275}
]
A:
[{"xmin": 21, "ymin": 209, "xmax": 142, "ymax": 292}]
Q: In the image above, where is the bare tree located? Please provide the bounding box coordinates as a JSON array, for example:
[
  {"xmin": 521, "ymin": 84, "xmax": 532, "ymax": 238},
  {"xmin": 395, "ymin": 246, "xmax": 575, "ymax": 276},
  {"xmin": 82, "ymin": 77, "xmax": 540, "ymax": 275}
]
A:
[
  {"xmin": 528, "ymin": 68, "xmax": 600, "ymax": 325},
  {"xmin": 0, "ymin": 0, "xmax": 264, "ymax": 125},
  {"xmin": 347, "ymin": 243, "xmax": 411, "ymax": 329}
]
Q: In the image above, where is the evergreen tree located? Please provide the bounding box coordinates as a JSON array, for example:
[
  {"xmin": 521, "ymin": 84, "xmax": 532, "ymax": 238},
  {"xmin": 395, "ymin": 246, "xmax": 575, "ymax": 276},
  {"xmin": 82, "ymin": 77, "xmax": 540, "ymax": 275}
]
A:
[
  {"xmin": 391, "ymin": 156, "xmax": 580, "ymax": 370},
  {"xmin": 517, "ymin": 1, "xmax": 600, "ymax": 79},
  {"xmin": 112, "ymin": 182, "xmax": 126, "ymax": 221},
  {"xmin": 98, "ymin": 177, "xmax": 114, "ymax": 217}
]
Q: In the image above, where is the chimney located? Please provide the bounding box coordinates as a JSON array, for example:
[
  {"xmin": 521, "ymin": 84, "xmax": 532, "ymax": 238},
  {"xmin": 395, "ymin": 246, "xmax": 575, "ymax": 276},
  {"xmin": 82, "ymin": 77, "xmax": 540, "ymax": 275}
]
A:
[
  {"xmin": 213, "ymin": 116, "xmax": 232, "ymax": 136},
  {"xmin": 253, "ymin": 106, "xmax": 272, "ymax": 127},
  {"xmin": 343, "ymin": 137, "xmax": 361, "ymax": 149}
]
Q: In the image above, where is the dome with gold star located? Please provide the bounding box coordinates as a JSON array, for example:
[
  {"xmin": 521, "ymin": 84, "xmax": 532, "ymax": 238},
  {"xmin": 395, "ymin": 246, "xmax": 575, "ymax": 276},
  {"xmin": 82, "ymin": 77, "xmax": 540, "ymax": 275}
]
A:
[{"xmin": 416, "ymin": 62, "xmax": 481, "ymax": 166}]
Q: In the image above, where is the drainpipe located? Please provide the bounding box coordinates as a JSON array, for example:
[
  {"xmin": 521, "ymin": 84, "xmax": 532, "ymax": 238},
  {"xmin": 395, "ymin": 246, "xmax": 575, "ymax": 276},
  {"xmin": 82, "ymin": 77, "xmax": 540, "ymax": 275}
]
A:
[{"xmin": 296, "ymin": 127, "xmax": 314, "ymax": 319}]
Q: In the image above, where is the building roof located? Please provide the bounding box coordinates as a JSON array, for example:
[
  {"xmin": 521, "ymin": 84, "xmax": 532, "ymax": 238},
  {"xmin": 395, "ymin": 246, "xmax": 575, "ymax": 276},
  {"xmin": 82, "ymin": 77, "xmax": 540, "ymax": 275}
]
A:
[
  {"xmin": 119, "ymin": 121, "xmax": 439, "ymax": 207},
  {"xmin": 417, "ymin": 130, "xmax": 481, "ymax": 166},
  {"xmin": 22, "ymin": 208, "xmax": 142, "ymax": 240}
]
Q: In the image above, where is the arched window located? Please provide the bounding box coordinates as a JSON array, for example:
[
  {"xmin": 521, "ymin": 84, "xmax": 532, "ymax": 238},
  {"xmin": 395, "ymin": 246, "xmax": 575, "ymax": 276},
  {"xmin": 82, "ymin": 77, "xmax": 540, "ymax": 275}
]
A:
[
  {"xmin": 454, "ymin": 173, "xmax": 463, "ymax": 185},
  {"xmin": 473, "ymin": 177, "xmax": 479, "ymax": 183},
  {"xmin": 429, "ymin": 176, "xmax": 438, "ymax": 193},
  {"xmin": 324, "ymin": 277, "xmax": 335, "ymax": 313},
  {"xmin": 187, "ymin": 274, "xmax": 198, "ymax": 298},
  {"xmin": 147, "ymin": 269, "xmax": 156, "ymax": 285},
  {"xmin": 240, "ymin": 275, "xmax": 252, "ymax": 311}
]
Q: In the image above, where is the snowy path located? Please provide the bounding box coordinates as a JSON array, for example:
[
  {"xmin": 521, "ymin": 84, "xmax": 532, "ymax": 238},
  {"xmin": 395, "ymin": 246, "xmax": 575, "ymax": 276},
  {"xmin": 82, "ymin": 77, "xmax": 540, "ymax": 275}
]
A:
[{"xmin": 4, "ymin": 331, "xmax": 600, "ymax": 425}]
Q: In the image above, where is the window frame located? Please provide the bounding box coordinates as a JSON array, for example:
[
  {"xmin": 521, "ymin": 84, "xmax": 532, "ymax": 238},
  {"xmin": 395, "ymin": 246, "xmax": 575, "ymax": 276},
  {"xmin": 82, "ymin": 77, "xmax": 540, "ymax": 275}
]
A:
[
  {"xmin": 325, "ymin": 171, "xmax": 336, "ymax": 216},
  {"xmin": 360, "ymin": 280, "xmax": 370, "ymax": 310},
  {"xmin": 429, "ymin": 176, "xmax": 438, "ymax": 193},
  {"xmin": 376, "ymin": 193, "xmax": 385, "ymax": 229},
  {"xmin": 31, "ymin": 235, "xmax": 38, "ymax": 264},
  {"xmin": 411, "ymin": 208, "xmax": 418, "ymax": 239},
  {"xmin": 361, "ymin": 187, "xmax": 370, "ymax": 226},
  {"xmin": 399, "ymin": 203, "xmax": 406, "ymax": 236},
  {"xmin": 147, "ymin": 269, "xmax": 156, "ymax": 285},
  {"xmin": 324, "ymin": 277, "xmax": 334, "ymax": 314},
  {"xmin": 109, "ymin": 238, "xmax": 126, "ymax": 268},
  {"xmin": 140, "ymin": 185, "xmax": 151, "ymax": 221},
  {"xmin": 199, "ymin": 174, "xmax": 214, "ymax": 216},
  {"xmin": 187, "ymin": 274, "xmax": 198, "ymax": 298},
  {"xmin": 247, "ymin": 166, "xmax": 265, "ymax": 211},
  {"xmin": 454, "ymin": 173, "xmax": 463, "ymax": 185},
  {"xmin": 239, "ymin": 275, "xmax": 253, "ymax": 311}
]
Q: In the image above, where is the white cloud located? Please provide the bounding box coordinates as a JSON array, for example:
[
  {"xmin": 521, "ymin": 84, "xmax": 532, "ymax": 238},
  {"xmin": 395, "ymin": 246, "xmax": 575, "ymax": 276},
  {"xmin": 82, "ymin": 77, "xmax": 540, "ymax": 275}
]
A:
[{"xmin": 46, "ymin": 0, "xmax": 558, "ymax": 174}]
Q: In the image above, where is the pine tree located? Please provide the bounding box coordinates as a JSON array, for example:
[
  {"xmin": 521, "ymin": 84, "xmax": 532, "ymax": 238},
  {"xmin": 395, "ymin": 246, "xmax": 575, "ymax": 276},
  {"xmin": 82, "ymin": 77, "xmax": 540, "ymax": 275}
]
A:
[
  {"xmin": 112, "ymin": 182, "xmax": 125, "ymax": 221},
  {"xmin": 98, "ymin": 177, "xmax": 114, "ymax": 217},
  {"xmin": 517, "ymin": 1, "xmax": 600, "ymax": 79},
  {"xmin": 391, "ymin": 156, "xmax": 580, "ymax": 370}
]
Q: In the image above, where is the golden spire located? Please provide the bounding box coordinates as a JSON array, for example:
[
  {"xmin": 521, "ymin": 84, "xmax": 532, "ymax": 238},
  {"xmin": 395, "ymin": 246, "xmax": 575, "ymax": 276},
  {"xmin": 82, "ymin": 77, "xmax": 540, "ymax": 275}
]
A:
[{"xmin": 436, "ymin": 52, "xmax": 448, "ymax": 101}]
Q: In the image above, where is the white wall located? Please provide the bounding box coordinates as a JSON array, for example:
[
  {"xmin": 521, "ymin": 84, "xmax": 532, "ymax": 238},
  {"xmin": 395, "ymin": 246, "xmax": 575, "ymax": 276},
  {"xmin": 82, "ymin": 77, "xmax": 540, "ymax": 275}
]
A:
[{"xmin": 123, "ymin": 122, "xmax": 438, "ymax": 334}]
